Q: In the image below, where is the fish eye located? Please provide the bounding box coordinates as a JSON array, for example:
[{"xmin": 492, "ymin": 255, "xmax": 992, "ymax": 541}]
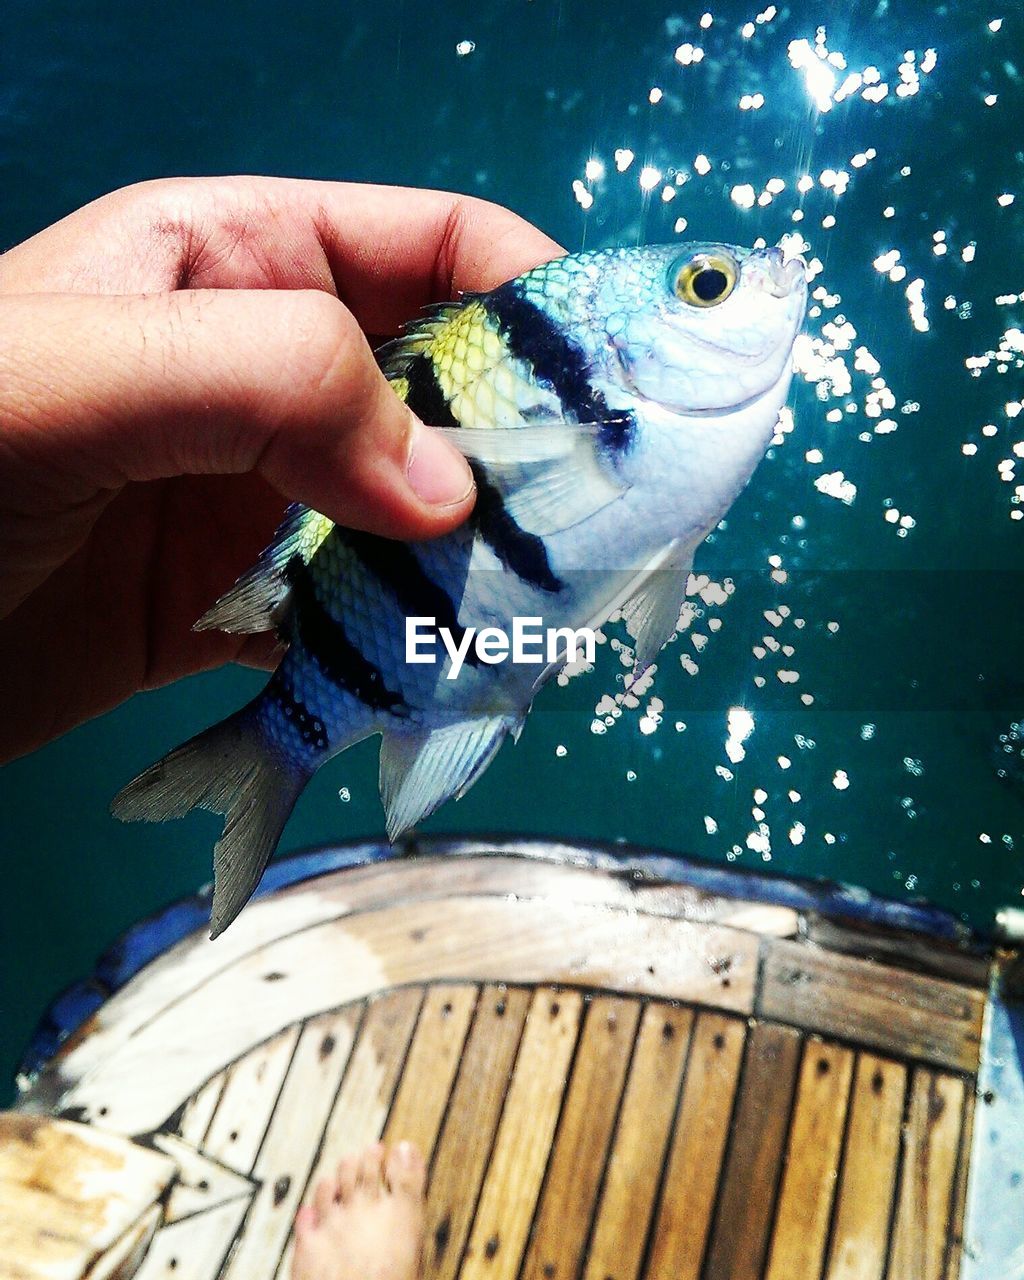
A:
[{"xmin": 672, "ymin": 252, "xmax": 737, "ymax": 307}]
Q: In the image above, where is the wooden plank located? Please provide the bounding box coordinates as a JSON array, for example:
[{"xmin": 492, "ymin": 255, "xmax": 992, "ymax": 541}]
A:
[
  {"xmin": 221, "ymin": 1008, "xmax": 359, "ymax": 1280},
  {"xmin": 765, "ymin": 1038, "xmax": 855, "ymax": 1280},
  {"xmin": 645, "ymin": 1012, "xmax": 747, "ymax": 1280},
  {"xmin": 0, "ymin": 1113, "xmax": 175, "ymax": 1280},
  {"xmin": 760, "ymin": 940, "xmax": 985, "ymax": 1073},
  {"xmin": 130, "ymin": 1199, "xmax": 249, "ymax": 1280},
  {"xmin": 461, "ymin": 989, "xmax": 584, "ymax": 1280},
  {"xmin": 52, "ymin": 896, "xmax": 760, "ymax": 1132},
  {"xmin": 805, "ymin": 916, "xmax": 991, "ymax": 989},
  {"xmin": 945, "ymin": 1085, "xmax": 975, "ymax": 1280},
  {"xmin": 824, "ymin": 1054, "xmax": 906, "ymax": 1280},
  {"xmin": 704, "ymin": 1021, "xmax": 803, "ymax": 1280},
  {"xmin": 583, "ymin": 1003, "xmax": 695, "ymax": 1280},
  {"xmin": 202, "ymin": 1025, "xmax": 301, "ymax": 1174},
  {"xmin": 301, "ymin": 988, "xmax": 421, "ymax": 1169},
  {"xmin": 150, "ymin": 1134, "xmax": 255, "ymax": 1224},
  {"xmin": 522, "ymin": 996, "xmax": 642, "ymax": 1280},
  {"xmin": 87, "ymin": 1204, "xmax": 161, "ymax": 1280},
  {"xmin": 383, "ymin": 983, "xmax": 479, "ymax": 1160},
  {"xmin": 176, "ymin": 1071, "xmax": 225, "ymax": 1147},
  {"xmin": 276, "ymin": 990, "xmax": 422, "ymax": 1280},
  {"xmin": 28, "ymin": 853, "xmax": 800, "ymax": 1119},
  {"xmin": 426, "ymin": 985, "xmax": 531, "ymax": 1280},
  {"xmin": 888, "ymin": 1069, "xmax": 966, "ymax": 1280}
]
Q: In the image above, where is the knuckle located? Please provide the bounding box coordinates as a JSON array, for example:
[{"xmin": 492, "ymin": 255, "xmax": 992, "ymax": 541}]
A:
[{"xmin": 283, "ymin": 291, "xmax": 366, "ymax": 400}]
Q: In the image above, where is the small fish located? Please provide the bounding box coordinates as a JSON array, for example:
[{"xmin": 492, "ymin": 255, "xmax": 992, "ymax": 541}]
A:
[{"xmin": 113, "ymin": 241, "xmax": 807, "ymax": 937}]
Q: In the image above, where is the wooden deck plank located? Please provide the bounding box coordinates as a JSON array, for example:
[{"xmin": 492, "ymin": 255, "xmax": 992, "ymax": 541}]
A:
[
  {"xmin": 644, "ymin": 1012, "xmax": 747, "ymax": 1280},
  {"xmin": 130, "ymin": 1199, "xmax": 249, "ymax": 1280},
  {"xmin": 29, "ymin": 854, "xmax": 800, "ymax": 1117},
  {"xmin": 221, "ymin": 1009, "xmax": 360, "ymax": 1280},
  {"xmin": 824, "ymin": 1054, "xmax": 907, "ymax": 1280},
  {"xmin": 303, "ymin": 989, "xmax": 421, "ymax": 1168},
  {"xmin": 765, "ymin": 1038, "xmax": 855, "ymax": 1280},
  {"xmin": 202, "ymin": 1025, "xmax": 301, "ymax": 1174},
  {"xmin": 583, "ymin": 1003, "xmax": 695, "ymax": 1280},
  {"xmin": 461, "ymin": 989, "xmax": 585, "ymax": 1280},
  {"xmin": 276, "ymin": 991, "xmax": 422, "ymax": 1280},
  {"xmin": 522, "ymin": 996, "xmax": 642, "ymax": 1280},
  {"xmin": 704, "ymin": 1021, "xmax": 803, "ymax": 1280},
  {"xmin": 54, "ymin": 897, "xmax": 759, "ymax": 1133},
  {"xmin": 425, "ymin": 985, "xmax": 532, "ymax": 1280},
  {"xmin": 759, "ymin": 940, "xmax": 984, "ymax": 1073},
  {"xmin": 383, "ymin": 984, "xmax": 479, "ymax": 1161},
  {"xmin": 88, "ymin": 1203, "xmax": 160, "ymax": 1280},
  {"xmin": 888, "ymin": 1069, "xmax": 966, "ymax": 1280},
  {"xmin": 151, "ymin": 1133, "xmax": 255, "ymax": 1224},
  {"xmin": 804, "ymin": 917, "xmax": 991, "ymax": 989},
  {"xmin": 176, "ymin": 1071, "xmax": 225, "ymax": 1148}
]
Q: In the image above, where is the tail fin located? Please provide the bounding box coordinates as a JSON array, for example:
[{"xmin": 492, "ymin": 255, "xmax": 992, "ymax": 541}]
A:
[{"xmin": 111, "ymin": 708, "xmax": 310, "ymax": 939}]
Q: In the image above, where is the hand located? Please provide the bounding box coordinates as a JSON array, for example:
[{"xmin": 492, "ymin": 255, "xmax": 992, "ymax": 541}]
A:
[{"xmin": 0, "ymin": 177, "xmax": 562, "ymax": 760}]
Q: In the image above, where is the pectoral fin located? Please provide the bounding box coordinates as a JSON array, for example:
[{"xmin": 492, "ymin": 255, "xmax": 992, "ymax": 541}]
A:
[{"xmin": 437, "ymin": 422, "xmax": 630, "ymax": 535}]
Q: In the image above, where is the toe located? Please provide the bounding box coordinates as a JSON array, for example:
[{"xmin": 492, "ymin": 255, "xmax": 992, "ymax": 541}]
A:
[
  {"xmin": 385, "ymin": 1141, "xmax": 427, "ymax": 1199},
  {"xmin": 356, "ymin": 1141, "xmax": 386, "ymax": 1198},
  {"xmin": 294, "ymin": 1203, "xmax": 319, "ymax": 1239},
  {"xmin": 314, "ymin": 1174, "xmax": 336, "ymax": 1221},
  {"xmin": 336, "ymin": 1153, "xmax": 359, "ymax": 1203}
]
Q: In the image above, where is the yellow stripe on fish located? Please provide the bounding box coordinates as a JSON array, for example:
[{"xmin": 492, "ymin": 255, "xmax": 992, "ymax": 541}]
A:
[{"xmin": 384, "ymin": 300, "xmax": 560, "ymax": 432}]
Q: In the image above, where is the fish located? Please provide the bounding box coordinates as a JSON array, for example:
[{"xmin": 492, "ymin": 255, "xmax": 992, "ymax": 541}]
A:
[{"xmin": 112, "ymin": 240, "xmax": 807, "ymax": 937}]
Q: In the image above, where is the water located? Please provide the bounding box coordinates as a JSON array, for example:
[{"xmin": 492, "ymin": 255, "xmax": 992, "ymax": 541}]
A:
[{"xmin": 1, "ymin": 0, "xmax": 1021, "ymax": 1091}]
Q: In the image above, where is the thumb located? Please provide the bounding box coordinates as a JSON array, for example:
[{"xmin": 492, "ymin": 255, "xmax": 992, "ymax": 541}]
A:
[{"xmin": 0, "ymin": 289, "xmax": 476, "ymax": 536}]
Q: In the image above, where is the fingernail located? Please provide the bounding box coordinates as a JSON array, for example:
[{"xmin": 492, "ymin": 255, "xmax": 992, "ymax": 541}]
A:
[
  {"xmin": 406, "ymin": 417, "xmax": 474, "ymax": 506},
  {"xmin": 396, "ymin": 1140, "xmax": 417, "ymax": 1164}
]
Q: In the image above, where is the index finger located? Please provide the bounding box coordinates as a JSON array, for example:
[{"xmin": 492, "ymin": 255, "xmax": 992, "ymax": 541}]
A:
[
  {"xmin": 304, "ymin": 181, "xmax": 567, "ymax": 329},
  {"xmin": 0, "ymin": 177, "xmax": 565, "ymax": 334}
]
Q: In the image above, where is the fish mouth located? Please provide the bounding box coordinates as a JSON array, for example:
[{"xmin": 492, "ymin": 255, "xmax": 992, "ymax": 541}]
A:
[{"xmin": 750, "ymin": 245, "xmax": 808, "ymax": 298}]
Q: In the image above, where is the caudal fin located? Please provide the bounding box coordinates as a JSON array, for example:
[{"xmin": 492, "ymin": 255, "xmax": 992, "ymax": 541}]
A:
[{"xmin": 111, "ymin": 709, "xmax": 310, "ymax": 939}]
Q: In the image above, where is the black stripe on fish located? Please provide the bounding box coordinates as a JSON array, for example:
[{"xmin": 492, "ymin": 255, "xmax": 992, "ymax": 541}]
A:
[
  {"xmin": 267, "ymin": 669, "xmax": 329, "ymax": 752},
  {"xmin": 470, "ymin": 462, "xmax": 564, "ymax": 594},
  {"xmin": 344, "ymin": 530, "xmax": 483, "ymax": 669},
  {"xmin": 400, "ymin": 342, "xmax": 562, "ymax": 594},
  {"xmin": 483, "ymin": 281, "xmax": 634, "ymax": 452},
  {"xmin": 402, "ymin": 352, "xmax": 460, "ymax": 430},
  {"xmin": 284, "ymin": 556, "xmax": 406, "ymax": 714}
]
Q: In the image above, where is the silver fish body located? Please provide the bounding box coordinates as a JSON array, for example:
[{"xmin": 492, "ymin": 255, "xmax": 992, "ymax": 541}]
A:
[{"xmin": 113, "ymin": 240, "xmax": 807, "ymax": 936}]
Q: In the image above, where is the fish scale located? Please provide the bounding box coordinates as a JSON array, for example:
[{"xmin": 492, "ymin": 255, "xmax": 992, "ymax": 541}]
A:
[{"xmin": 113, "ymin": 239, "xmax": 807, "ymax": 937}]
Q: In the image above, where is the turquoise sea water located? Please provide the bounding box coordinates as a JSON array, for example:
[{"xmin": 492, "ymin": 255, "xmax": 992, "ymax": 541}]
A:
[{"xmin": 1, "ymin": 0, "xmax": 1021, "ymax": 1092}]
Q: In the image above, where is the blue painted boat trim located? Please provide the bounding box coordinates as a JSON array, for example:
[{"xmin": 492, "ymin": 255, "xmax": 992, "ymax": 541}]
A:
[
  {"xmin": 960, "ymin": 967, "xmax": 1024, "ymax": 1278},
  {"xmin": 16, "ymin": 833, "xmax": 983, "ymax": 1089}
]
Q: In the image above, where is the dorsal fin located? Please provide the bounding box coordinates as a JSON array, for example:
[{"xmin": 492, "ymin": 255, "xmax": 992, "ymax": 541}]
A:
[
  {"xmin": 193, "ymin": 505, "xmax": 333, "ymax": 635},
  {"xmin": 376, "ymin": 303, "xmax": 466, "ymax": 381}
]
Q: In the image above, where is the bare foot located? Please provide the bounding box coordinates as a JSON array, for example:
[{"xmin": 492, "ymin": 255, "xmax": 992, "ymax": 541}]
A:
[{"xmin": 292, "ymin": 1141, "xmax": 426, "ymax": 1280}]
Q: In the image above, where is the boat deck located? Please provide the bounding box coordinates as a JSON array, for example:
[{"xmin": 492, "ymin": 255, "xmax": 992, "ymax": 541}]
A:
[{"xmin": 6, "ymin": 847, "xmax": 996, "ymax": 1280}]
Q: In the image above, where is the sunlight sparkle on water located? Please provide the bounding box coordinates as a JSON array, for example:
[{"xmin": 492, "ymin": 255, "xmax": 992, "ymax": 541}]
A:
[
  {"xmin": 725, "ymin": 706, "xmax": 755, "ymax": 764},
  {"xmin": 551, "ymin": 9, "xmax": 1023, "ymax": 908}
]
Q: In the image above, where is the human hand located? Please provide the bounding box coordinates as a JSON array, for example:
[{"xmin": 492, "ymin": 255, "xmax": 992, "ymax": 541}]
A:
[{"xmin": 0, "ymin": 177, "xmax": 562, "ymax": 760}]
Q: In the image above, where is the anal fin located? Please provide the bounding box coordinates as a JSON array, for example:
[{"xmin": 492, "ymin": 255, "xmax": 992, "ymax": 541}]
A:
[{"xmin": 379, "ymin": 716, "xmax": 517, "ymax": 840}]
